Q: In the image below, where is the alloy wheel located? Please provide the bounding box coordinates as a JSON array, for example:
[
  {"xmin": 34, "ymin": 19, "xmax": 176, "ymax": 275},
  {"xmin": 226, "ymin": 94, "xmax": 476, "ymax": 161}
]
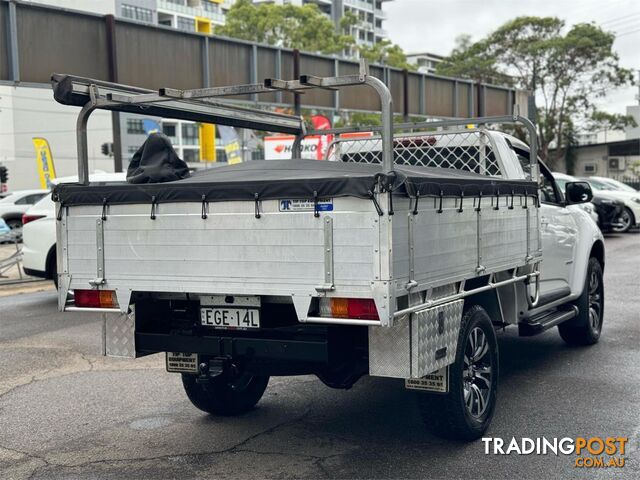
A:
[
  {"xmin": 613, "ymin": 210, "xmax": 632, "ymax": 233},
  {"xmin": 588, "ymin": 268, "xmax": 603, "ymax": 334},
  {"xmin": 463, "ymin": 327, "xmax": 493, "ymax": 418}
]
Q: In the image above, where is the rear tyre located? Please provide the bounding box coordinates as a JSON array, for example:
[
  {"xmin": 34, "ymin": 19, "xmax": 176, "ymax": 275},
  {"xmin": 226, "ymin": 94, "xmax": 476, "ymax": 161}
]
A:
[
  {"xmin": 46, "ymin": 250, "xmax": 58, "ymax": 289},
  {"xmin": 5, "ymin": 219, "xmax": 22, "ymax": 241},
  {"xmin": 182, "ymin": 372, "xmax": 269, "ymax": 416},
  {"xmin": 558, "ymin": 257, "xmax": 604, "ymax": 346},
  {"xmin": 416, "ymin": 305, "xmax": 499, "ymax": 441}
]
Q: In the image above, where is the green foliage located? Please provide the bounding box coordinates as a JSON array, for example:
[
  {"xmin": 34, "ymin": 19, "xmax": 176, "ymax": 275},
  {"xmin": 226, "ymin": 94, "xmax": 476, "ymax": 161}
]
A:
[
  {"xmin": 217, "ymin": 1, "xmax": 412, "ymax": 69},
  {"xmin": 216, "ymin": 0, "xmax": 354, "ymax": 55},
  {"xmin": 358, "ymin": 39, "xmax": 415, "ymax": 70},
  {"xmin": 587, "ymin": 110, "xmax": 637, "ymax": 132},
  {"xmin": 436, "ymin": 16, "xmax": 635, "ymax": 168}
]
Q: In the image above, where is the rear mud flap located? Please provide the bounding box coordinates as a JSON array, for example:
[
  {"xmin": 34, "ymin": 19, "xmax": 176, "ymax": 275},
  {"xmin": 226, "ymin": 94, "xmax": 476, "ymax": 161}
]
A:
[{"xmin": 102, "ymin": 306, "xmax": 136, "ymax": 358}]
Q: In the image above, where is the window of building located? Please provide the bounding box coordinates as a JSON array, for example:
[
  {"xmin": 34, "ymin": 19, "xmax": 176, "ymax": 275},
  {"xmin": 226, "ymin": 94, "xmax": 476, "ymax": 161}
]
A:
[
  {"xmin": 183, "ymin": 149, "xmax": 200, "ymax": 163},
  {"xmin": 121, "ymin": 4, "xmax": 153, "ymax": 23},
  {"xmin": 128, "ymin": 145, "xmax": 141, "ymax": 154},
  {"xmin": 162, "ymin": 123, "xmax": 177, "ymax": 138},
  {"xmin": 202, "ymin": 1, "xmax": 219, "ymax": 13},
  {"xmin": 176, "ymin": 16, "xmax": 196, "ymax": 32},
  {"xmin": 126, "ymin": 118, "xmax": 145, "ymax": 135},
  {"xmin": 158, "ymin": 12, "xmax": 173, "ymax": 27},
  {"xmin": 359, "ymin": 30, "xmax": 365, "ymax": 40},
  {"xmin": 182, "ymin": 123, "xmax": 199, "ymax": 145}
]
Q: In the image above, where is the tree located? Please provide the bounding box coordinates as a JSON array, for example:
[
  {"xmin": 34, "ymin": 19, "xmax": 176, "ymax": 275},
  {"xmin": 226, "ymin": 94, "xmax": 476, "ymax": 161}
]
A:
[
  {"xmin": 217, "ymin": 1, "xmax": 413, "ymax": 69},
  {"xmin": 436, "ymin": 17, "xmax": 635, "ymax": 167},
  {"xmin": 216, "ymin": 0, "xmax": 354, "ymax": 55},
  {"xmin": 358, "ymin": 39, "xmax": 415, "ymax": 70},
  {"xmin": 585, "ymin": 110, "xmax": 637, "ymax": 135}
]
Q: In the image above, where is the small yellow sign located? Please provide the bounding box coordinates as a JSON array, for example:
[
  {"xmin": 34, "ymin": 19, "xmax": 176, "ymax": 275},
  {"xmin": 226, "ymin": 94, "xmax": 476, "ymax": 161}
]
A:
[
  {"xmin": 199, "ymin": 124, "xmax": 217, "ymax": 162},
  {"xmin": 32, "ymin": 137, "xmax": 57, "ymax": 189}
]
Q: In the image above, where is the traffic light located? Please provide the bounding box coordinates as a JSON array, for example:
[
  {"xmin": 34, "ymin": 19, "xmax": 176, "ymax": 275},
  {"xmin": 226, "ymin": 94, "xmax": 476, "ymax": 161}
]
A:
[
  {"xmin": 0, "ymin": 166, "xmax": 8, "ymax": 183},
  {"xmin": 100, "ymin": 143, "xmax": 113, "ymax": 157}
]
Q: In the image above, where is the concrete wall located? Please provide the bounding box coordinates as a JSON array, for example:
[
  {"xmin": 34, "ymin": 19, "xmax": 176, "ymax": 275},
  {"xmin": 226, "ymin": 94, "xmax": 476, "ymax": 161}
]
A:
[
  {"xmin": 626, "ymin": 105, "xmax": 640, "ymax": 141},
  {"xmin": 571, "ymin": 143, "xmax": 640, "ymax": 179},
  {"xmin": 0, "ymin": 85, "xmax": 114, "ymax": 191}
]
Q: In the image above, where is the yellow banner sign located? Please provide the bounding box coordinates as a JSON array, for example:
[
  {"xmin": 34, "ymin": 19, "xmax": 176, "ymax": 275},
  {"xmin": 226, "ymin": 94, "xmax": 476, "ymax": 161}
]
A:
[{"xmin": 32, "ymin": 137, "xmax": 57, "ymax": 189}]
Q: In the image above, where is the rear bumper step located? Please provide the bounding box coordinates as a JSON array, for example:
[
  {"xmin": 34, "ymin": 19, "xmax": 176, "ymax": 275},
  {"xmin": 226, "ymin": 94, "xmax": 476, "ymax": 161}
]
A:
[
  {"xmin": 136, "ymin": 332, "xmax": 329, "ymax": 363},
  {"xmin": 519, "ymin": 305, "xmax": 579, "ymax": 336}
]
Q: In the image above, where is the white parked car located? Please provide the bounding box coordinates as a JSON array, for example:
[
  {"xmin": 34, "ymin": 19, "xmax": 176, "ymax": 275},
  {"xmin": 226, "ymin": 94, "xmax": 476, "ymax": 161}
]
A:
[
  {"xmin": 0, "ymin": 189, "xmax": 49, "ymax": 235},
  {"xmin": 22, "ymin": 173, "xmax": 126, "ymax": 285},
  {"xmin": 551, "ymin": 172, "xmax": 599, "ymax": 225},
  {"xmin": 589, "ymin": 176, "xmax": 638, "ymax": 194},
  {"xmin": 579, "ymin": 177, "xmax": 640, "ymax": 233}
]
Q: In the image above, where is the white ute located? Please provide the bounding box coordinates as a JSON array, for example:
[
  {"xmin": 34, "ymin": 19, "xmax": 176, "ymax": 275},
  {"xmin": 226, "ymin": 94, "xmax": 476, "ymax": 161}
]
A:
[{"xmin": 53, "ymin": 67, "xmax": 604, "ymax": 441}]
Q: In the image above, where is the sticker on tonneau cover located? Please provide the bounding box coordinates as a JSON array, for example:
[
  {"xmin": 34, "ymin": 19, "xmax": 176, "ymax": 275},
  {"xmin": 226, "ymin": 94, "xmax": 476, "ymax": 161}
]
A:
[
  {"xmin": 405, "ymin": 367, "xmax": 449, "ymax": 393},
  {"xmin": 279, "ymin": 199, "xmax": 333, "ymax": 212}
]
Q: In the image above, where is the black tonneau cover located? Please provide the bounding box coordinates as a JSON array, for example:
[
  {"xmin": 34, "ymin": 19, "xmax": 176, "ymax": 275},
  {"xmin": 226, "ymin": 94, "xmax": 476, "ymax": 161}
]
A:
[{"xmin": 53, "ymin": 160, "xmax": 537, "ymax": 207}]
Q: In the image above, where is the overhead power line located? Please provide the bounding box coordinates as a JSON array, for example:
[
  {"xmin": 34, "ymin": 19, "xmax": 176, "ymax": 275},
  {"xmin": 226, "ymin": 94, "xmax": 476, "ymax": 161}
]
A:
[
  {"xmin": 600, "ymin": 11, "xmax": 640, "ymax": 26},
  {"xmin": 615, "ymin": 27, "xmax": 640, "ymax": 37}
]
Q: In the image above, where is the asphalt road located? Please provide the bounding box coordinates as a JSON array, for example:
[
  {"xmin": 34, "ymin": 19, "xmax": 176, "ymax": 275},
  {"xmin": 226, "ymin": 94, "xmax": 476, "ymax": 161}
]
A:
[{"xmin": 1, "ymin": 233, "xmax": 639, "ymax": 479}]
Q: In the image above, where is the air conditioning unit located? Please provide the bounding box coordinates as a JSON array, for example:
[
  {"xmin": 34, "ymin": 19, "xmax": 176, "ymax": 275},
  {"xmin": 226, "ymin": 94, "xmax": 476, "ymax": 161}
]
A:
[
  {"xmin": 584, "ymin": 164, "xmax": 597, "ymax": 174},
  {"xmin": 608, "ymin": 157, "xmax": 625, "ymax": 171}
]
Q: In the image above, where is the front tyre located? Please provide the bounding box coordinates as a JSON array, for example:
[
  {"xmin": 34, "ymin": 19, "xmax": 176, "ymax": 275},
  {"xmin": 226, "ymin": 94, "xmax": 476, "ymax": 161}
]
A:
[
  {"xmin": 558, "ymin": 257, "xmax": 604, "ymax": 346},
  {"xmin": 182, "ymin": 372, "xmax": 269, "ymax": 416},
  {"xmin": 417, "ymin": 305, "xmax": 499, "ymax": 441},
  {"xmin": 612, "ymin": 207, "xmax": 634, "ymax": 233}
]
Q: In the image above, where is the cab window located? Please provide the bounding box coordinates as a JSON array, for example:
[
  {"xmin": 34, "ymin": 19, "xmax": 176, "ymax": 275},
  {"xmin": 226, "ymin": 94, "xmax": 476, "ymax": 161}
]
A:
[
  {"xmin": 538, "ymin": 165, "xmax": 564, "ymax": 205},
  {"xmin": 511, "ymin": 147, "xmax": 562, "ymax": 205}
]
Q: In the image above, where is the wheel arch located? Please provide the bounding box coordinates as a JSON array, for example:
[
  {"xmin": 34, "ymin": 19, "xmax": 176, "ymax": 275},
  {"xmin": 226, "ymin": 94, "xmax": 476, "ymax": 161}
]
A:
[
  {"xmin": 623, "ymin": 205, "xmax": 636, "ymax": 226},
  {"xmin": 464, "ymin": 290, "xmax": 503, "ymax": 326},
  {"xmin": 45, "ymin": 245, "xmax": 57, "ymax": 279},
  {"xmin": 590, "ymin": 239, "xmax": 605, "ymax": 271}
]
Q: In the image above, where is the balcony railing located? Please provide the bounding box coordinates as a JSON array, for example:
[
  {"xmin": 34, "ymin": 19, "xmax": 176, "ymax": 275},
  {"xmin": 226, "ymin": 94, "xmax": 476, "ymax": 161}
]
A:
[
  {"xmin": 344, "ymin": 0, "xmax": 374, "ymax": 12},
  {"xmin": 157, "ymin": 0, "xmax": 226, "ymax": 24}
]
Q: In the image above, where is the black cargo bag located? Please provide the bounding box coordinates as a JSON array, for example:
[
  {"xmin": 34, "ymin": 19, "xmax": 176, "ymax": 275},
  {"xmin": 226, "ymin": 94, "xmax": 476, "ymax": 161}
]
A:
[{"xmin": 127, "ymin": 133, "xmax": 190, "ymax": 184}]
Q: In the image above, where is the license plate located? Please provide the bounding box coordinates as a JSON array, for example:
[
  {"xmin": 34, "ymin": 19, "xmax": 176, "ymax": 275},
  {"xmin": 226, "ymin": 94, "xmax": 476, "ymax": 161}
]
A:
[
  {"xmin": 200, "ymin": 307, "xmax": 260, "ymax": 329},
  {"xmin": 166, "ymin": 352, "xmax": 198, "ymax": 373}
]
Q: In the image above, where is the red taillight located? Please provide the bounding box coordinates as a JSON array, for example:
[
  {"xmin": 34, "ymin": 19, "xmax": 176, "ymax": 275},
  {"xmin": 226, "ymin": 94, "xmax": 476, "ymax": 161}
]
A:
[
  {"xmin": 346, "ymin": 298, "xmax": 379, "ymax": 320},
  {"xmin": 22, "ymin": 214, "xmax": 45, "ymax": 226},
  {"xmin": 319, "ymin": 298, "xmax": 379, "ymax": 320},
  {"xmin": 74, "ymin": 289, "xmax": 118, "ymax": 309}
]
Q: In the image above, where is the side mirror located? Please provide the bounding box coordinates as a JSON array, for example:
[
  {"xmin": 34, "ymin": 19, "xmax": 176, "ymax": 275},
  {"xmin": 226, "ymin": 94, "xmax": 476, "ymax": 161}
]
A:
[{"xmin": 565, "ymin": 181, "xmax": 593, "ymax": 205}]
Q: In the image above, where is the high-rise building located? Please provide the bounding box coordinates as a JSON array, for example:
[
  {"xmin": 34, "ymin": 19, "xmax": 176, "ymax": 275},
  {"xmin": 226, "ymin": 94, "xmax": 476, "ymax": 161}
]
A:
[
  {"xmin": 26, "ymin": 1, "xmax": 392, "ymax": 50},
  {"xmin": 253, "ymin": 1, "xmax": 391, "ymax": 50}
]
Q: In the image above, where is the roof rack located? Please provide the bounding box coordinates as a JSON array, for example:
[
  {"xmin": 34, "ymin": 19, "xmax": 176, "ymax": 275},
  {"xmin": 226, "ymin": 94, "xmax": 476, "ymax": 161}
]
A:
[
  {"xmin": 54, "ymin": 59, "xmax": 536, "ymax": 185},
  {"xmin": 54, "ymin": 59, "xmax": 395, "ymax": 185}
]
